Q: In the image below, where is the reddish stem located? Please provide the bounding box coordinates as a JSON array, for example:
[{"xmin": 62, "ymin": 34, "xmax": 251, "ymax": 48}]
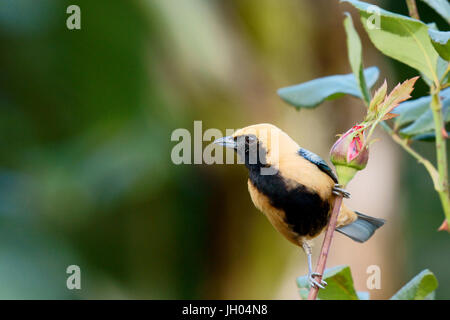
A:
[{"xmin": 307, "ymin": 195, "xmax": 343, "ymax": 300}]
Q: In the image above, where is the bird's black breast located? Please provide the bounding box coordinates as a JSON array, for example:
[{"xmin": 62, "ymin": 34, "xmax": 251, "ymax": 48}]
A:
[{"xmin": 248, "ymin": 169, "xmax": 330, "ymax": 237}]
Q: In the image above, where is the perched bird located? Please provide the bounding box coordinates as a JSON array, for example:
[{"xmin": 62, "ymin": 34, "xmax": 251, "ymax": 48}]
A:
[{"xmin": 214, "ymin": 123, "xmax": 384, "ymax": 288}]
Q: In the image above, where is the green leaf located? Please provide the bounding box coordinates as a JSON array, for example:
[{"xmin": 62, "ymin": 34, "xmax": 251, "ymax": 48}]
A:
[
  {"xmin": 437, "ymin": 56, "xmax": 449, "ymax": 82},
  {"xmin": 342, "ymin": 0, "xmax": 440, "ymax": 83},
  {"xmin": 297, "ymin": 265, "xmax": 359, "ymax": 300},
  {"xmin": 399, "ymin": 88, "xmax": 450, "ymax": 136},
  {"xmin": 278, "ymin": 67, "xmax": 379, "ymax": 109},
  {"xmin": 344, "ymin": 13, "xmax": 370, "ymax": 104},
  {"xmin": 428, "ymin": 29, "xmax": 450, "ymax": 61},
  {"xmin": 427, "ymin": 22, "xmax": 439, "ymax": 30},
  {"xmin": 419, "ymin": 0, "xmax": 450, "ymax": 24},
  {"xmin": 390, "ymin": 269, "xmax": 438, "ymax": 300},
  {"xmin": 419, "ymin": 52, "xmax": 447, "ymax": 85},
  {"xmin": 369, "ymin": 79, "xmax": 387, "ymax": 114},
  {"xmin": 379, "ymin": 77, "xmax": 418, "ymax": 119},
  {"xmin": 412, "ymin": 131, "xmax": 450, "ymax": 141},
  {"xmin": 394, "ymin": 95, "xmax": 433, "ymax": 128}
]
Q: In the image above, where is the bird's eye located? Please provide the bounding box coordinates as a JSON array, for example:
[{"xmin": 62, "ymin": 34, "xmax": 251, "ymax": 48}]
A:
[{"xmin": 246, "ymin": 135, "xmax": 256, "ymax": 143}]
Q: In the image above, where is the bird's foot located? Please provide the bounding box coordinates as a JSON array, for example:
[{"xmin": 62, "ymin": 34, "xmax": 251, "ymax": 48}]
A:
[
  {"xmin": 333, "ymin": 184, "xmax": 350, "ymax": 198},
  {"xmin": 308, "ymin": 272, "xmax": 327, "ymax": 289}
]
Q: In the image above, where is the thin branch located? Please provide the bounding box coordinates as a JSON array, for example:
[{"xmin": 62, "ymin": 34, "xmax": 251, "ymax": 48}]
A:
[
  {"xmin": 430, "ymin": 86, "xmax": 450, "ymax": 228},
  {"xmin": 406, "ymin": 0, "xmax": 420, "ymax": 20},
  {"xmin": 381, "ymin": 120, "xmax": 447, "ymax": 216},
  {"xmin": 307, "ymin": 195, "xmax": 343, "ymax": 300},
  {"xmin": 389, "ymin": 128, "xmax": 441, "ymax": 191}
]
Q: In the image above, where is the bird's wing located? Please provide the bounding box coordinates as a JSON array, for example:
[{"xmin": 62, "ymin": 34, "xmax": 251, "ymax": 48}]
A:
[{"xmin": 297, "ymin": 147, "xmax": 338, "ymax": 183}]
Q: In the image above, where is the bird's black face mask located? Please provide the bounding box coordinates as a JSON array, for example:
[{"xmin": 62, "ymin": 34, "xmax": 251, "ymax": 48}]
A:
[
  {"xmin": 213, "ymin": 134, "xmax": 270, "ymax": 170},
  {"xmin": 213, "ymin": 133, "xmax": 277, "ymax": 176}
]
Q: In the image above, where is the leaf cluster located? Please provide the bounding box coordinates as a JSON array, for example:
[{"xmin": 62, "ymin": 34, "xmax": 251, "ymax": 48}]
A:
[{"xmin": 297, "ymin": 266, "xmax": 438, "ymax": 300}]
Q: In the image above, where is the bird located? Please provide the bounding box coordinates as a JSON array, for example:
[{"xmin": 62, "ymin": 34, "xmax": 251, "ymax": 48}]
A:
[{"xmin": 214, "ymin": 123, "xmax": 385, "ymax": 288}]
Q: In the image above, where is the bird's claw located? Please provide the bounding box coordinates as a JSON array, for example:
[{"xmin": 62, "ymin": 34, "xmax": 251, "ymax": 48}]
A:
[
  {"xmin": 308, "ymin": 272, "xmax": 327, "ymax": 289},
  {"xmin": 333, "ymin": 184, "xmax": 351, "ymax": 198}
]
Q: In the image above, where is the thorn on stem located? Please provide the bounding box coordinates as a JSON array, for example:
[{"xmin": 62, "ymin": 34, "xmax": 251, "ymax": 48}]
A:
[{"xmin": 438, "ymin": 219, "xmax": 449, "ymax": 232}]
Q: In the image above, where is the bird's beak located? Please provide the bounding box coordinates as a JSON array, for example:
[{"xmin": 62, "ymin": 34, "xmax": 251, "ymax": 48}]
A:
[{"xmin": 213, "ymin": 136, "xmax": 236, "ymax": 149}]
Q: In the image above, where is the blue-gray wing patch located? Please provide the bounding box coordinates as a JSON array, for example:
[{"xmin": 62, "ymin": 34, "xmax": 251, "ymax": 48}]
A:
[{"xmin": 298, "ymin": 148, "xmax": 338, "ymax": 183}]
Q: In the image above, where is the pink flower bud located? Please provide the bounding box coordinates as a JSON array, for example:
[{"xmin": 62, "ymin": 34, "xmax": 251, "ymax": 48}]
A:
[{"xmin": 330, "ymin": 125, "xmax": 369, "ymax": 186}]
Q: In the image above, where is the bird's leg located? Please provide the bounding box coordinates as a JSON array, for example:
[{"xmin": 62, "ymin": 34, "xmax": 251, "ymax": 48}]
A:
[
  {"xmin": 302, "ymin": 242, "xmax": 327, "ymax": 289},
  {"xmin": 332, "ymin": 183, "xmax": 351, "ymax": 198}
]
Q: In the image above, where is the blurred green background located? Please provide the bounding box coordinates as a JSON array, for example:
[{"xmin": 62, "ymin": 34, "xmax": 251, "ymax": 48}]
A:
[{"xmin": 0, "ymin": 0, "xmax": 448, "ymax": 299}]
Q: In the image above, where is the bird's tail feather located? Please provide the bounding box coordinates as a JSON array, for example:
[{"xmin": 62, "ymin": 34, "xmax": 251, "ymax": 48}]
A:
[{"xmin": 336, "ymin": 212, "xmax": 385, "ymax": 243}]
